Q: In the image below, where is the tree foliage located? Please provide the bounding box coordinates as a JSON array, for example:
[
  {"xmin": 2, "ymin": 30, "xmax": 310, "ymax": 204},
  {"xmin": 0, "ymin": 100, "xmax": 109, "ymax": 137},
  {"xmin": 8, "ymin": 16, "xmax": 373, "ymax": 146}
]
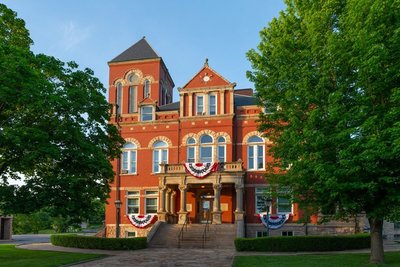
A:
[
  {"xmin": 248, "ymin": 0, "xmax": 400, "ymax": 263},
  {"xmin": 0, "ymin": 4, "xmax": 123, "ymax": 222}
]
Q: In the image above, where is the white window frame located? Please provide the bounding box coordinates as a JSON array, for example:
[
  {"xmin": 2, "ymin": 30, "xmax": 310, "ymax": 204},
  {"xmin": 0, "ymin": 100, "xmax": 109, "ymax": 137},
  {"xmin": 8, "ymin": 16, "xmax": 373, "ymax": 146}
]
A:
[
  {"xmin": 128, "ymin": 86, "xmax": 136, "ymax": 113},
  {"xmin": 255, "ymin": 188, "xmax": 272, "ymax": 214},
  {"xmin": 144, "ymin": 79, "xmax": 151, "ymax": 98},
  {"xmin": 126, "ymin": 191, "xmax": 140, "ymax": 215},
  {"xmin": 152, "ymin": 141, "xmax": 168, "ymax": 173},
  {"xmin": 196, "ymin": 94, "xmax": 205, "ymax": 115},
  {"xmin": 140, "ymin": 105, "xmax": 153, "ymax": 121},
  {"xmin": 208, "ymin": 93, "xmax": 217, "ymax": 115},
  {"xmin": 121, "ymin": 143, "xmax": 137, "ymax": 174},
  {"xmin": 145, "ymin": 190, "xmax": 158, "ymax": 214},
  {"xmin": 199, "ymin": 135, "xmax": 213, "ymax": 163},
  {"xmin": 247, "ymin": 136, "xmax": 265, "ymax": 170},
  {"xmin": 276, "ymin": 197, "xmax": 293, "ymax": 214},
  {"xmin": 217, "ymin": 136, "xmax": 226, "ymax": 162}
]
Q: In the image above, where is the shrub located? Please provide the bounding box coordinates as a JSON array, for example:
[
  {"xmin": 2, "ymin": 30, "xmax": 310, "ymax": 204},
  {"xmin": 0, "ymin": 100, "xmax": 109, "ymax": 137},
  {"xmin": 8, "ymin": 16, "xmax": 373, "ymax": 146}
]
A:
[
  {"xmin": 51, "ymin": 234, "xmax": 147, "ymax": 250},
  {"xmin": 235, "ymin": 234, "xmax": 370, "ymax": 252}
]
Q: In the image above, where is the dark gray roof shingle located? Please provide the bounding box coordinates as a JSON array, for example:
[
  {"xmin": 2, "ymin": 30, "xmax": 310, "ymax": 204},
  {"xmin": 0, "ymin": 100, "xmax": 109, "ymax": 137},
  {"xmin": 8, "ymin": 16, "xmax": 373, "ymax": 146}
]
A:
[
  {"xmin": 234, "ymin": 94, "xmax": 257, "ymax": 107},
  {"xmin": 158, "ymin": 101, "xmax": 180, "ymax": 111},
  {"xmin": 109, "ymin": 37, "xmax": 160, "ymax": 63}
]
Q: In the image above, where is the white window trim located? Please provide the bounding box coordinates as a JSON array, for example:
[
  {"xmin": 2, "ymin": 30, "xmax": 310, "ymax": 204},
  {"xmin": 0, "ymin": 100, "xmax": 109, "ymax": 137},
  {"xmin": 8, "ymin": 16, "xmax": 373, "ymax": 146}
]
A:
[
  {"xmin": 255, "ymin": 187, "xmax": 272, "ymax": 214},
  {"xmin": 199, "ymin": 145, "xmax": 213, "ymax": 163},
  {"xmin": 187, "ymin": 146, "xmax": 196, "ymax": 163},
  {"xmin": 126, "ymin": 191, "xmax": 140, "ymax": 215},
  {"xmin": 144, "ymin": 190, "xmax": 159, "ymax": 214},
  {"xmin": 196, "ymin": 94, "xmax": 205, "ymax": 115},
  {"xmin": 144, "ymin": 80, "xmax": 151, "ymax": 98},
  {"xmin": 276, "ymin": 197, "xmax": 293, "ymax": 215},
  {"xmin": 247, "ymin": 144, "xmax": 265, "ymax": 170},
  {"xmin": 217, "ymin": 144, "xmax": 226, "ymax": 162},
  {"xmin": 208, "ymin": 93, "xmax": 218, "ymax": 115},
  {"xmin": 128, "ymin": 86, "xmax": 137, "ymax": 114},
  {"xmin": 152, "ymin": 148, "xmax": 168, "ymax": 173},
  {"xmin": 140, "ymin": 105, "xmax": 154, "ymax": 121},
  {"xmin": 121, "ymin": 149, "xmax": 137, "ymax": 174}
]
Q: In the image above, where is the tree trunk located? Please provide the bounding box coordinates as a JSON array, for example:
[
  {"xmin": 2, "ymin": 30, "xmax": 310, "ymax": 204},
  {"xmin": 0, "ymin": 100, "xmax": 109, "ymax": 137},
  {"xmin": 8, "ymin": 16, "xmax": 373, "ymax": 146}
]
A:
[{"xmin": 368, "ymin": 217, "xmax": 384, "ymax": 264}]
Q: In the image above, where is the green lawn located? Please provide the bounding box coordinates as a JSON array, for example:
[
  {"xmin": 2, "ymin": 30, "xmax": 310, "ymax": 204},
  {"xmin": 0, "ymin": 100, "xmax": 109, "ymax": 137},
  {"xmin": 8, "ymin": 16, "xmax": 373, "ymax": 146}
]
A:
[
  {"xmin": 233, "ymin": 252, "xmax": 400, "ymax": 267},
  {"xmin": 0, "ymin": 245, "xmax": 106, "ymax": 267}
]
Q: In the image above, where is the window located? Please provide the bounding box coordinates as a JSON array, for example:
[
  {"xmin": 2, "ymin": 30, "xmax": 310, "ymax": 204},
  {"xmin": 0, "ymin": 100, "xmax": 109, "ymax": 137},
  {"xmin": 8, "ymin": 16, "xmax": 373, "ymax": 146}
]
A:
[
  {"xmin": 116, "ymin": 82, "xmax": 122, "ymax": 115},
  {"xmin": 186, "ymin": 137, "xmax": 196, "ymax": 163},
  {"xmin": 209, "ymin": 94, "xmax": 217, "ymax": 115},
  {"xmin": 127, "ymin": 73, "xmax": 139, "ymax": 84},
  {"xmin": 144, "ymin": 79, "xmax": 150, "ymax": 98},
  {"xmin": 256, "ymin": 231, "xmax": 268, "ymax": 238},
  {"xmin": 217, "ymin": 136, "xmax": 226, "ymax": 162},
  {"xmin": 145, "ymin": 190, "xmax": 158, "ymax": 214},
  {"xmin": 125, "ymin": 231, "xmax": 137, "ymax": 238},
  {"xmin": 128, "ymin": 86, "xmax": 136, "ymax": 113},
  {"xmin": 141, "ymin": 106, "xmax": 153, "ymax": 121},
  {"xmin": 126, "ymin": 191, "xmax": 139, "ymax": 214},
  {"xmin": 152, "ymin": 141, "xmax": 168, "ymax": 173},
  {"xmin": 196, "ymin": 95, "xmax": 204, "ymax": 115},
  {"xmin": 255, "ymin": 188, "xmax": 271, "ymax": 214},
  {"xmin": 281, "ymin": 231, "xmax": 293, "ymax": 236},
  {"xmin": 121, "ymin": 142, "xmax": 137, "ymax": 174},
  {"xmin": 199, "ymin": 135, "xmax": 213, "ymax": 163},
  {"xmin": 277, "ymin": 197, "xmax": 292, "ymax": 214},
  {"xmin": 247, "ymin": 136, "xmax": 264, "ymax": 170}
]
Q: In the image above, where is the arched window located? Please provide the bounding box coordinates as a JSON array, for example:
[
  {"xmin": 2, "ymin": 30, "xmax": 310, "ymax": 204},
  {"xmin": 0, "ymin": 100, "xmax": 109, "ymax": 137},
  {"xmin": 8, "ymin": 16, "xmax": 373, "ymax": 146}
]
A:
[
  {"xmin": 144, "ymin": 79, "xmax": 151, "ymax": 98},
  {"xmin": 199, "ymin": 135, "xmax": 213, "ymax": 163},
  {"xmin": 121, "ymin": 142, "xmax": 137, "ymax": 173},
  {"xmin": 127, "ymin": 73, "xmax": 139, "ymax": 84},
  {"xmin": 128, "ymin": 86, "xmax": 136, "ymax": 113},
  {"xmin": 247, "ymin": 136, "xmax": 264, "ymax": 170},
  {"xmin": 116, "ymin": 82, "xmax": 122, "ymax": 115},
  {"xmin": 186, "ymin": 137, "xmax": 196, "ymax": 163},
  {"xmin": 152, "ymin": 140, "xmax": 168, "ymax": 173},
  {"xmin": 217, "ymin": 136, "xmax": 226, "ymax": 162}
]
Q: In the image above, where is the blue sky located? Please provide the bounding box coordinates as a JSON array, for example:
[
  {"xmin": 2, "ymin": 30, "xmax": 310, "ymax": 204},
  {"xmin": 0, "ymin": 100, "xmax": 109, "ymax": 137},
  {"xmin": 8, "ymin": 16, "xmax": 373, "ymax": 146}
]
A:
[{"xmin": 2, "ymin": 0, "xmax": 286, "ymax": 101}]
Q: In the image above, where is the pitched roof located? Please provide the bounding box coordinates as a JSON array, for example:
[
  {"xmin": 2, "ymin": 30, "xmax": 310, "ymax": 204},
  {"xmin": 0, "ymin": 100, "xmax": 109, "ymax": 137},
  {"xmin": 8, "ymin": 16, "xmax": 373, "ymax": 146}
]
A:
[
  {"xmin": 109, "ymin": 37, "xmax": 160, "ymax": 63},
  {"xmin": 158, "ymin": 101, "xmax": 180, "ymax": 111},
  {"xmin": 234, "ymin": 93, "xmax": 257, "ymax": 107}
]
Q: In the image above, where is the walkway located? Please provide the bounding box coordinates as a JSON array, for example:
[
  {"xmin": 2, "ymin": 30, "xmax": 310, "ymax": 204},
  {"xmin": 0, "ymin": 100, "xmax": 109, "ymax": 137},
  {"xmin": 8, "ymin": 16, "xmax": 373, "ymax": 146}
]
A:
[{"xmin": 17, "ymin": 240, "xmax": 400, "ymax": 267}]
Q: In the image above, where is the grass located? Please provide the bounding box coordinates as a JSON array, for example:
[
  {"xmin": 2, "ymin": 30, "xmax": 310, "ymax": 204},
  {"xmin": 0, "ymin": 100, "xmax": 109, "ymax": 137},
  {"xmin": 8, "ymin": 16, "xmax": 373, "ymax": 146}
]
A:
[
  {"xmin": 233, "ymin": 252, "xmax": 400, "ymax": 267},
  {"xmin": 0, "ymin": 244, "xmax": 106, "ymax": 267}
]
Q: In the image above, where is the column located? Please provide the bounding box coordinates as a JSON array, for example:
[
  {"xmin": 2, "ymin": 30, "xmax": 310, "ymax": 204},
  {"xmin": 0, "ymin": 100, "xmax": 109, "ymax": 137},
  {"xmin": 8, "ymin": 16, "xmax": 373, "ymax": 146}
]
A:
[
  {"xmin": 220, "ymin": 90, "xmax": 225, "ymax": 114},
  {"xmin": 178, "ymin": 184, "xmax": 189, "ymax": 224},
  {"xmin": 166, "ymin": 188, "xmax": 172, "ymax": 213},
  {"xmin": 170, "ymin": 191, "xmax": 177, "ymax": 223},
  {"xmin": 157, "ymin": 185, "xmax": 167, "ymax": 222},
  {"xmin": 212, "ymin": 183, "xmax": 222, "ymax": 224},
  {"xmin": 188, "ymin": 93, "xmax": 193, "ymax": 117},
  {"xmin": 179, "ymin": 93, "xmax": 184, "ymax": 116},
  {"xmin": 234, "ymin": 183, "xmax": 245, "ymax": 237}
]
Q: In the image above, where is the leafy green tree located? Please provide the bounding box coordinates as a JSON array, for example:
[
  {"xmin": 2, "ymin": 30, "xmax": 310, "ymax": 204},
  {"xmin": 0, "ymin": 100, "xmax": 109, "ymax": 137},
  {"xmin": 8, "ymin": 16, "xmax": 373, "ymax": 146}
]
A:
[
  {"xmin": 0, "ymin": 4, "xmax": 123, "ymax": 223},
  {"xmin": 248, "ymin": 0, "xmax": 400, "ymax": 264}
]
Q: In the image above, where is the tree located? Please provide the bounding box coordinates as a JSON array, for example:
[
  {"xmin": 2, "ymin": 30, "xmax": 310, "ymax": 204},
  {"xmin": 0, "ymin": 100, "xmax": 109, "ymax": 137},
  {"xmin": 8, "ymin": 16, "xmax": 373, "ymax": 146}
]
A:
[
  {"xmin": 0, "ymin": 4, "xmax": 124, "ymax": 223},
  {"xmin": 247, "ymin": 0, "xmax": 400, "ymax": 264}
]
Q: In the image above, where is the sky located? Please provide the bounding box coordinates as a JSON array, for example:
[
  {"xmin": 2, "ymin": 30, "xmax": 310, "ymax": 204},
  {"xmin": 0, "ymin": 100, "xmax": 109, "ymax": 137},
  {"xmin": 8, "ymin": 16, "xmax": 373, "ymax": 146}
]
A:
[{"xmin": 2, "ymin": 0, "xmax": 286, "ymax": 101}]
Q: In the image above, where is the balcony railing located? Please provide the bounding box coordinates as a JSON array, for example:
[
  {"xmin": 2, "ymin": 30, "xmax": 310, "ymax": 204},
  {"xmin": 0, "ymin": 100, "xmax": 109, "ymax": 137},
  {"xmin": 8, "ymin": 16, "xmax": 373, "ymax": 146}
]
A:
[{"xmin": 159, "ymin": 161, "xmax": 243, "ymax": 174}]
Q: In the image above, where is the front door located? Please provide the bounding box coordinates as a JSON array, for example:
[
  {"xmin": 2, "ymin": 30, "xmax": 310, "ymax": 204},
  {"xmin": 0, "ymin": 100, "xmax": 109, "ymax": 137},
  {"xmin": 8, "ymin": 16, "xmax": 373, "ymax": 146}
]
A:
[{"xmin": 198, "ymin": 198, "xmax": 213, "ymax": 223}]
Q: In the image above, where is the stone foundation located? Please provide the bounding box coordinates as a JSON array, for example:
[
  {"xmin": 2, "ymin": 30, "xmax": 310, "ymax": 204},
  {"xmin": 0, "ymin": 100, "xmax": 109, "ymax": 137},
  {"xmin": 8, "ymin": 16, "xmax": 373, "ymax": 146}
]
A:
[{"xmin": 106, "ymin": 224, "xmax": 154, "ymax": 238}]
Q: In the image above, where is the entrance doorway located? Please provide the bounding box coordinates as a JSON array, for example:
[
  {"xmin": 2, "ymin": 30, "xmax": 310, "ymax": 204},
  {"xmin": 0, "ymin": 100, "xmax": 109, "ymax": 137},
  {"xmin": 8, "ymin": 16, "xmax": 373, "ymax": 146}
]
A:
[{"xmin": 199, "ymin": 197, "xmax": 213, "ymax": 223}]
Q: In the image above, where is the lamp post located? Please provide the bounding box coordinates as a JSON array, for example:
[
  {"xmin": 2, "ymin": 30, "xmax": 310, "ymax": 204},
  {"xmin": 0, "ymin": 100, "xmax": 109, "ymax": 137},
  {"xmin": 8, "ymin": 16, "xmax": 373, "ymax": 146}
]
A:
[
  {"xmin": 264, "ymin": 197, "xmax": 272, "ymax": 236},
  {"xmin": 115, "ymin": 90, "xmax": 122, "ymax": 238}
]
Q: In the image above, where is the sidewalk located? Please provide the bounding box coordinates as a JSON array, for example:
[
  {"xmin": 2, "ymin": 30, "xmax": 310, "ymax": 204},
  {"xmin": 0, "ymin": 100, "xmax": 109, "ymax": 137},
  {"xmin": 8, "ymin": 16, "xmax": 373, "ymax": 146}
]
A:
[{"xmin": 17, "ymin": 239, "xmax": 400, "ymax": 267}]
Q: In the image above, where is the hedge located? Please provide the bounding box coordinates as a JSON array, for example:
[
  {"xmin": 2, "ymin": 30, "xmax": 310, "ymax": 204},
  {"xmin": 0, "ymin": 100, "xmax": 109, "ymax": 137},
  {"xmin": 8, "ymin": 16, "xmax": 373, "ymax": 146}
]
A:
[
  {"xmin": 51, "ymin": 234, "xmax": 147, "ymax": 250},
  {"xmin": 235, "ymin": 234, "xmax": 370, "ymax": 252}
]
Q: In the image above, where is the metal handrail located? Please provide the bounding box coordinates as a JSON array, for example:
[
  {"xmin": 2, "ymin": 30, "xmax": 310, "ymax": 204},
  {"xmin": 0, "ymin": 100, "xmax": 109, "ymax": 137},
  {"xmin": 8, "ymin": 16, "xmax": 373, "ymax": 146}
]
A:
[
  {"xmin": 177, "ymin": 215, "xmax": 189, "ymax": 248},
  {"xmin": 202, "ymin": 211, "xmax": 211, "ymax": 248}
]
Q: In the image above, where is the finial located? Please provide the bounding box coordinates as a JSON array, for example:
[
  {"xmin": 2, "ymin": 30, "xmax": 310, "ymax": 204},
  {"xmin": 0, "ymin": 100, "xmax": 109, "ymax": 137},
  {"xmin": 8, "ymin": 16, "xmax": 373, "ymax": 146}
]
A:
[
  {"xmin": 204, "ymin": 58, "xmax": 209, "ymax": 67},
  {"xmin": 142, "ymin": 36, "xmax": 146, "ymax": 39}
]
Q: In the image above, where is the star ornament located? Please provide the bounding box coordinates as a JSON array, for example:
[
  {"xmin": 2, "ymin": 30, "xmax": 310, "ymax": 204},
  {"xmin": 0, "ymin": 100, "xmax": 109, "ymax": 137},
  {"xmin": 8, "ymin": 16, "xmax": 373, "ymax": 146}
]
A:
[{"xmin": 201, "ymin": 72, "xmax": 213, "ymax": 83}]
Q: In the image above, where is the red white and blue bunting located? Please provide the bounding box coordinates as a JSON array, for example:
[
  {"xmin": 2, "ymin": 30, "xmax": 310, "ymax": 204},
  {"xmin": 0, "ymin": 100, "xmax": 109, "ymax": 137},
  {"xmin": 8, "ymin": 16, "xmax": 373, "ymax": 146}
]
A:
[
  {"xmin": 184, "ymin": 162, "xmax": 218, "ymax": 178},
  {"xmin": 128, "ymin": 214, "xmax": 157, "ymax": 228},
  {"xmin": 259, "ymin": 213, "xmax": 290, "ymax": 229}
]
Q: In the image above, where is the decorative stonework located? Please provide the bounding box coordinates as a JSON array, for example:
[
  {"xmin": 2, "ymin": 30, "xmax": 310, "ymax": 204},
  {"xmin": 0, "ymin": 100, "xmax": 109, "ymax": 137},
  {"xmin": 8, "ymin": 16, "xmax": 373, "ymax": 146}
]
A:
[
  {"xmin": 142, "ymin": 75, "xmax": 155, "ymax": 83},
  {"xmin": 125, "ymin": 138, "xmax": 141, "ymax": 148},
  {"xmin": 148, "ymin": 136, "xmax": 173, "ymax": 148},
  {"xmin": 242, "ymin": 131, "xmax": 272, "ymax": 145},
  {"xmin": 106, "ymin": 224, "xmax": 153, "ymax": 238},
  {"xmin": 124, "ymin": 69, "xmax": 143, "ymax": 84},
  {"xmin": 197, "ymin": 129, "xmax": 217, "ymax": 141},
  {"xmin": 181, "ymin": 133, "xmax": 199, "ymax": 146},
  {"xmin": 215, "ymin": 132, "xmax": 231, "ymax": 144},
  {"xmin": 113, "ymin": 78, "xmax": 126, "ymax": 86}
]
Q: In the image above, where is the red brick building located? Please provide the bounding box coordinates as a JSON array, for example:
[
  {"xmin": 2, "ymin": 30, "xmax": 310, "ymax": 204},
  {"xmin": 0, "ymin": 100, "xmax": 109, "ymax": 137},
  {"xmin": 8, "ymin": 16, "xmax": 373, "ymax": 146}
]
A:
[{"xmin": 105, "ymin": 38, "xmax": 359, "ymax": 239}]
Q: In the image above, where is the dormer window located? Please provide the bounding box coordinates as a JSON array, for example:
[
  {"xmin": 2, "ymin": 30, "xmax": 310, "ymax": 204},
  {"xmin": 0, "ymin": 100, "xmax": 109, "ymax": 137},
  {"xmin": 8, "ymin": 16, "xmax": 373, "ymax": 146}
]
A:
[
  {"xmin": 141, "ymin": 105, "xmax": 153, "ymax": 121},
  {"xmin": 196, "ymin": 95, "xmax": 204, "ymax": 115},
  {"xmin": 144, "ymin": 79, "xmax": 151, "ymax": 98}
]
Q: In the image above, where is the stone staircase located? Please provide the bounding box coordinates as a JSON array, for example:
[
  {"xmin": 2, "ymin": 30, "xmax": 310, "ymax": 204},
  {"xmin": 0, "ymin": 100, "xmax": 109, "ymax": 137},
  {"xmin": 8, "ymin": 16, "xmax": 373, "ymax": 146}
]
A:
[{"xmin": 148, "ymin": 223, "xmax": 236, "ymax": 249}]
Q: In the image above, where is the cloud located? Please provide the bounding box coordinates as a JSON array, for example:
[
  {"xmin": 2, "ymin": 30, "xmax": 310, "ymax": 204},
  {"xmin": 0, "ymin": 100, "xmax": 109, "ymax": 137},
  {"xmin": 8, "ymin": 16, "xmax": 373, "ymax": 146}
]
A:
[{"xmin": 60, "ymin": 21, "xmax": 91, "ymax": 51}]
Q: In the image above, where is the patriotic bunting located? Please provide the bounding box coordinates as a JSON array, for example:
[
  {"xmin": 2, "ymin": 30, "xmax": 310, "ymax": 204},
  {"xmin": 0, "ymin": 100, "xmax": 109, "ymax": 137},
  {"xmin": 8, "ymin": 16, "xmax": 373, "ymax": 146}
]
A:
[
  {"xmin": 259, "ymin": 213, "xmax": 290, "ymax": 229},
  {"xmin": 184, "ymin": 162, "xmax": 218, "ymax": 178},
  {"xmin": 128, "ymin": 214, "xmax": 157, "ymax": 228}
]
